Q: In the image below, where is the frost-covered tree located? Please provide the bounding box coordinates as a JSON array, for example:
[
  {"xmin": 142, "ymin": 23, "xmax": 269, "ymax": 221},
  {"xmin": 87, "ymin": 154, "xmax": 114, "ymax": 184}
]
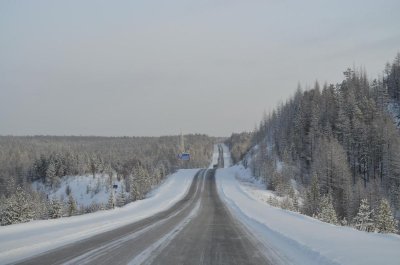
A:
[
  {"xmin": 107, "ymin": 189, "xmax": 115, "ymax": 210},
  {"xmin": 303, "ymin": 175, "xmax": 320, "ymax": 216},
  {"xmin": 67, "ymin": 194, "xmax": 77, "ymax": 217},
  {"xmin": 315, "ymin": 194, "xmax": 338, "ymax": 225},
  {"xmin": 48, "ymin": 198, "xmax": 63, "ymax": 219},
  {"xmin": 353, "ymin": 199, "xmax": 374, "ymax": 232},
  {"xmin": 292, "ymin": 194, "xmax": 300, "ymax": 212},
  {"xmin": 45, "ymin": 160, "xmax": 57, "ymax": 186},
  {"xmin": 116, "ymin": 187, "xmax": 126, "ymax": 207},
  {"xmin": 375, "ymin": 198, "xmax": 398, "ymax": 233},
  {"xmin": 0, "ymin": 186, "xmax": 33, "ymax": 226}
]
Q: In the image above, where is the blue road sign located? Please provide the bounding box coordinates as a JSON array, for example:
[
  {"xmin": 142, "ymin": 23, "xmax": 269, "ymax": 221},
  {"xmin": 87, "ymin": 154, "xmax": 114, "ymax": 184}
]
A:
[{"xmin": 178, "ymin": 153, "xmax": 190, "ymax": 161}]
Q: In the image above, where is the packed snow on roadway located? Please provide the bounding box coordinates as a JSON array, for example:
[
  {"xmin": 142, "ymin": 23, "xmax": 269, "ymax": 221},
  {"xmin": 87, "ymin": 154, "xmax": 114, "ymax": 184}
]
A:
[
  {"xmin": 215, "ymin": 144, "xmax": 400, "ymax": 265},
  {"xmin": 0, "ymin": 169, "xmax": 198, "ymax": 264}
]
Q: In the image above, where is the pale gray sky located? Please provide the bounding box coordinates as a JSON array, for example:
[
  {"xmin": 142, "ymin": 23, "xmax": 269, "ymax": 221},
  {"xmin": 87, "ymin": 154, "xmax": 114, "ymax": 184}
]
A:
[{"xmin": 1, "ymin": 0, "xmax": 399, "ymax": 136}]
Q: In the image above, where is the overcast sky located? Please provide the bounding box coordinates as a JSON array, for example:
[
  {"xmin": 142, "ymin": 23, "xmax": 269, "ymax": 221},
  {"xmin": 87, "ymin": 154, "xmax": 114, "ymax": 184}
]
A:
[{"xmin": 1, "ymin": 0, "xmax": 399, "ymax": 137}]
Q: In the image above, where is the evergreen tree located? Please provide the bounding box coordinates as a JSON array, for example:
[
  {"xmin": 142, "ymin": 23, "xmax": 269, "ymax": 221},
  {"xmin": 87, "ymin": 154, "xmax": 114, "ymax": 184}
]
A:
[
  {"xmin": 315, "ymin": 194, "xmax": 338, "ymax": 225},
  {"xmin": 67, "ymin": 194, "xmax": 77, "ymax": 217},
  {"xmin": 303, "ymin": 175, "xmax": 320, "ymax": 216},
  {"xmin": 292, "ymin": 193, "xmax": 299, "ymax": 212},
  {"xmin": 107, "ymin": 189, "xmax": 115, "ymax": 210},
  {"xmin": 48, "ymin": 198, "xmax": 63, "ymax": 219},
  {"xmin": 353, "ymin": 199, "xmax": 374, "ymax": 232},
  {"xmin": 45, "ymin": 160, "xmax": 57, "ymax": 187},
  {"xmin": 375, "ymin": 198, "xmax": 398, "ymax": 233},
  {"xmin": 116, "ymin": 187, "xmax": 126, "ymax": 207},
  {"xmin": 0, "ymin": 186, "xmax": 33, "ymax": 225}
]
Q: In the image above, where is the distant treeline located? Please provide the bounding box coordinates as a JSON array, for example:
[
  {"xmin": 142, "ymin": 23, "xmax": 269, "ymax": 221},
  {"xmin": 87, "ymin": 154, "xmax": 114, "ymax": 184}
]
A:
[{"xmin": 0, "ymin": 134, "xmax": 215, "ymax": 225}]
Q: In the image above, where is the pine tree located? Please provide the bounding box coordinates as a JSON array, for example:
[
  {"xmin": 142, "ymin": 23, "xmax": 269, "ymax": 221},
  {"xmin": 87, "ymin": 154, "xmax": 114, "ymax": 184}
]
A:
[
  {"xmin": 316, "ymin": 194, "xmax": 338, "ymax": 225},
  {"xmin": 375, "ymin": 198, "xmax": 398, "ymax": 233},
  {"xmin": 67, "ymin": 194, "xmax": 77, "ymax": 217},
  {"xmin": 353, "ymin": 199, "xmax": 375, "ymax": 232}
]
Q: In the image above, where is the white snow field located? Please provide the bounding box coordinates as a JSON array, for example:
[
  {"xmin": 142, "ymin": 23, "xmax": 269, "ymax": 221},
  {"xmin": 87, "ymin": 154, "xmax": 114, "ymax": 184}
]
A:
[
  {"xmin": 0, "ymin": 169, "xmax": 198, "ymax": 264},
  {"xmin": 215, "ymin": 145, "xmax": 400, "ymax": 265},
  {"xmin": 33, "ymin": 174, "xmax": 129, "ymax": 208}
]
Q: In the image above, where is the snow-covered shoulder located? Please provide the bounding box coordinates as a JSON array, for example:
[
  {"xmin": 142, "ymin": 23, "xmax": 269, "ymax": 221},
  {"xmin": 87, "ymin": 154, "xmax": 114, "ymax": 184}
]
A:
[
  {"xmin": 221, "ymin": 143, "xmax": 232, "ymax": 168},
  {"xmin": 209, "ymin": 144, "xmax": 219, "ymax": 168},
  {"xmin": 216, "ymin": 165, "xmax": 400, "ymax": 265},
  {"xmin": 0, "ymin": 169, "xmax": 198, "ymax": 264}
]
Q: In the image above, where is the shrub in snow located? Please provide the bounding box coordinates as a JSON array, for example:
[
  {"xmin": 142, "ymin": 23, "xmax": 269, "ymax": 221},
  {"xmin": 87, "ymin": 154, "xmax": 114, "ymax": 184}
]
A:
[
  {"xmin": 353, "ymin": 198, "xmax": 375, "ymax": 232},
  {"xmin": 375, "ymin": 198, "xmax": 398, "ymax": 234},
  {"xmin": 280, "ymin": 197, "xmax": 294, "ymax": 211},
  {"xmin": 266, "ymin": 196, "xmax": 280, "ymax": 208},
  {"xmin": 315, "ymin": 194, "xmax": 338, "ymax": 225}
]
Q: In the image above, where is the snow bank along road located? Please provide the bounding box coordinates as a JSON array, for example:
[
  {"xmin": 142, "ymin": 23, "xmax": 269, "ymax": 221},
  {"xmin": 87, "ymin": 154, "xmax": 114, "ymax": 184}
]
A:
[
  {"xmin": 0, "ymin": 169, "xmax": 197, "ymax": 264},
  {"xmin": 6, "ymin": 143, "xmax": 396, "ymax": 265},
  {"xmin": 4, "ymin": 145, "xmax": 270, "ymax": 265}
]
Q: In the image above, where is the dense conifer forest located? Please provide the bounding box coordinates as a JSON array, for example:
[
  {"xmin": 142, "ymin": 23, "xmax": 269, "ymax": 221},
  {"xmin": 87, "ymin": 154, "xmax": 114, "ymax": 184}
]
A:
[{"xmin": 228, "ymin": 53, "xmax": 400, "ymax": 233}]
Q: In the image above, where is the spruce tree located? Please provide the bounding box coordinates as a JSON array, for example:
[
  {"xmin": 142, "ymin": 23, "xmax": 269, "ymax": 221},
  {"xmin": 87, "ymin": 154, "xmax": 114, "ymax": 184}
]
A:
[
  {"xmin": 107, "ymin": 189, "xmax": 115, "ymax": 210},
  {"xmin": 316, "ymin": 194, "xmax": 338, "ymax": 225},
  {"xmin": 67, "ymin": 194, "xmax": 77, "ymax": 217},
  {"xmin": 353, "ymin": 199, "xmax": 374, "ymax": 232},
  {"xmin": 375, "ymin": 198, "xmax": 398, "ymax": 233},
  {"xmin": 1, "ymin": 187, "xmax": 34, "ymax": 225},
  {"xmin": 116, "ymin": 188, "xmax": 126, "ymax": 207},
  {"xmin": 48, "ymin": 198, "xmax": 63, "ymax": 219},
  {"xmin": 303, "ymin": 175, "xmax": 320, "ymax": 216}
]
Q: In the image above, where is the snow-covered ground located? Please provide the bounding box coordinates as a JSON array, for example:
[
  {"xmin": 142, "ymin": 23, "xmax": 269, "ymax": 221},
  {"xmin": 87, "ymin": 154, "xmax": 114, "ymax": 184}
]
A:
[
  {"xmin": 0, "ymin": 169, "xmax": 198, "ymax": 264},
  {"xmin": 216, "ymin": 147, "xmax": 400, "ymax": 265},
  {"xmin": 33, "ymin": 174, "xmax": 129, "ymax": 208}
]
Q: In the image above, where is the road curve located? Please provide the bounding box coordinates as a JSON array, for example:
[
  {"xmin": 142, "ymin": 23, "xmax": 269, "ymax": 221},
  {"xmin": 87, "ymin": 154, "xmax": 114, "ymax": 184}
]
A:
[
  {"xmin": 146, "ymin": 169, "xmax": 270, "ymax": 265},
  {"xmin": 12, "ymin": 149, "xmax": 271, "ymax": 265},
  {"xmin": 12, "ymin": 169, "xmax": 206, "ymax": 265}
]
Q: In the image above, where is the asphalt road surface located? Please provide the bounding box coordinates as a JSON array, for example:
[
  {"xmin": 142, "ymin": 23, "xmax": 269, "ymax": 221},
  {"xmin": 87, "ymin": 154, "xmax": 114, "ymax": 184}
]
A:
[{"xmin": 12, "ymin": 150, "xmax": 270, "ymax": 265}]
